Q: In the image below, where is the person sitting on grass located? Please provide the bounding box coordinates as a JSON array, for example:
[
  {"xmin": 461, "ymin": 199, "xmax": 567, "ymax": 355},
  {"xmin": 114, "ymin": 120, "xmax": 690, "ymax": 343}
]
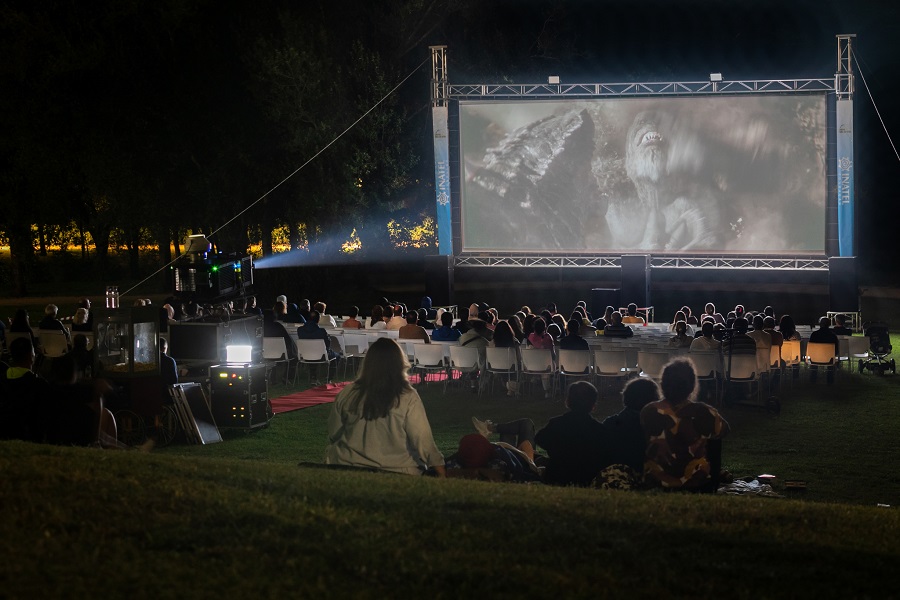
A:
[
  {"xmin": 471, "ymin": 416, "xmax": 537, "ymax": 462},
  {"xmin": 640, "ymin": 357, "xmax": 730, "ymax": 493},
  {"xmin": 600, "ymin": 378, "xmax": 661, "ymax": 481},
  {"xmin": 445, "ymin": 432, "xmax": 541, "ymax": 483},
  {"xmin": 535, "ymin": 381, "xmax": 613, "ymax": 487},
  {"xmin": 325, "ymin": 338, "xmax": 445, "ymax": 476}
]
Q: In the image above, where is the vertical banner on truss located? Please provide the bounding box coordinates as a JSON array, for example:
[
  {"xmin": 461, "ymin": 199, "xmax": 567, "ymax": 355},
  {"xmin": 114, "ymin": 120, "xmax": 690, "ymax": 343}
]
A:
[
  {"xmin": 836, "ymin": 99, "xmax": 854, "ymax": 256},
  {"xmin": 432, "ymin": 106, "xmax": 452, "ymax": 255}
]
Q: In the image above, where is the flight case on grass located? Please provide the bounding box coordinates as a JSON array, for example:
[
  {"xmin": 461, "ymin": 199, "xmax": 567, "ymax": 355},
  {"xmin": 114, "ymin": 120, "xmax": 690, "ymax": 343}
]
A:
[{"xmin": 209, "ymin": 364, "xmax": 272, "ymax": 429}]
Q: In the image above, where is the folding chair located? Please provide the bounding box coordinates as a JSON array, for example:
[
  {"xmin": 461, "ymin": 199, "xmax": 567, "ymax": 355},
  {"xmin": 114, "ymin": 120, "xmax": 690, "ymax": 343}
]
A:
[
  {"xmin": 557, "ymin": 349, "xmax": 593, "ymax": 391},
  {"xmin": 689, "ymin": 351, "xmax": 722, "ymax": 406},
  {"xmin": 294, "ymin": 339, "xmax": 337, "ymax": 386},
  {"xmin": 447, "ymin": 344, "xmax": 481, "ymax": 394},
  {"xmin": 262, "ymin": 337, "xmax": 291, "ymax": 385},
  {"xmin": 484, "ymin": 346, "xmax": 519, "ymax": 396},
  {"xmin": 727, "ymin": 353, "xmax": 762, "ymax": 406},
  {"xmin": 637, "ymin": 351, "xmax": 669, "ymax": 381},
  {"xmin": 38, "ymin": 330, "xmax": 69, "ymax": 358},
  {"xmin": 780, "ymin": 339, "xmax": 801, "ymax": 388},
  {"xmin": 412, "ymin": 343, "xmax": 447, "ymax": 385},
  {"xmin": 519, "ymin": 348, "xmax": 556, "ymax": 398},
  {"xmin": 806, "ymin": 341, "xmax": 836, "ymax": 383},
  {"xmin": 341, "ymin": 332, "xmax": 369, "ymax": 380},
  {"xmin": 593, "ymin": 348, "xmax": 630, "ymax": 399}
]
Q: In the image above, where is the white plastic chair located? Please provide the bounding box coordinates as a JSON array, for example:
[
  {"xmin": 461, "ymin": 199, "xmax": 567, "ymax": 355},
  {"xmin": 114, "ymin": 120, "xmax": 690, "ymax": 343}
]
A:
[
  {"xmin": 447, "ymin": 345, "xmax": 481, "ymax": 394},
  {"xmin": 806, "ymin": 341, "xmax": 836, "ymax": 383},
  {"xmin": 689, "ymin": 351, "xmax": 722, "ymax": 406},
  {"xmin": 558, "ymin": 349, "xmax": 593, "ymax": 390},
  {"xmin": 637, "ymin": 351, "xmax": 669, "ymax": 381},
  {"xmin": 341, "ymin": 332, "xmax": 369, "ymax": 379},
  {"xmin": 412, "ymin": 343, "xmax": 447, "ymax": 384},
  {"xmin": 485, "ymin": 346, "xmax": 519, "ymax": 395},
  {"xmin": 294, "ymin": 339, "xmax": 336, "ymax": 385},
  {"xmin": 39, "ymin": 330, "xmax": 69, "ymax": 358},
  {"xmin": 262, "ymin": 337, "xmax": 291, "ymax": 384},
  {"xmin": 593, "ymin": 348, "xmax": 629, "ymax": 398},
  {"xmin": 520, "ymin": 348, "xmax": 557, "ymax": 397},
  {"xmin": 728, "ymin": 353, "xmax": 762, "ymax": 406}
]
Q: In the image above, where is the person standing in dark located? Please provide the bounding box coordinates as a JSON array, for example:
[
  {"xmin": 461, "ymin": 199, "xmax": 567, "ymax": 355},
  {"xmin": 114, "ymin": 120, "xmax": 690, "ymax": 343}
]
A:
[
  {"xmin": 535, "ymin": 381, "xmax": 612, "ymax": 487},
  {"xmin": 809, "ymin": 316, "xmax": 839, "ymax": 384}
]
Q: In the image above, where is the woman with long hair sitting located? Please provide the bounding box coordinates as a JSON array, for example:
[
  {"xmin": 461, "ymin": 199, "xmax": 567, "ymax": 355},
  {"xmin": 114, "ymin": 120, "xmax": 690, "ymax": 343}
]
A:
[{"xmin": 325, "ymin": 338, "xmax": 445, "ymax": 476}]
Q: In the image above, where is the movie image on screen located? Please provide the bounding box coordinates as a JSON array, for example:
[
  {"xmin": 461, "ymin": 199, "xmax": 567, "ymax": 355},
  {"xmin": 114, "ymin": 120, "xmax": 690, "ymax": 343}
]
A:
[{"xmin": 459, "ymin": 95, "xmax": 827, "ymax": 254}]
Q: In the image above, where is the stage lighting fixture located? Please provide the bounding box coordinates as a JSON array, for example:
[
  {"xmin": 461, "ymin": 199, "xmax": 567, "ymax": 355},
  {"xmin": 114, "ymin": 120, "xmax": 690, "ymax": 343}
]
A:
[
  {"xmin": 709, "ymin": 73, "xmax": 723, "ymax": 82},
  {"xmin": 548, "ymin": 75, "xmax": 560, "ymax": 84}
]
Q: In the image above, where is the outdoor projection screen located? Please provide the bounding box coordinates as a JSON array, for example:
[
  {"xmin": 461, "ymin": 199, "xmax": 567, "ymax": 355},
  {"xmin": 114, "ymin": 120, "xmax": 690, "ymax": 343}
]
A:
[{"xmin": 458, "ymin": 95, "xmax": 827, "ymax": 254}]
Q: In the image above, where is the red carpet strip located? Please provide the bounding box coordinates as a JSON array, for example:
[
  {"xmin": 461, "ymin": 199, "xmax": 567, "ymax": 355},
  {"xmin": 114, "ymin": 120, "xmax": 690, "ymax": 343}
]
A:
[{"xmin": 271, "ymin": 382, "xmax": 349, "ymax": 414}]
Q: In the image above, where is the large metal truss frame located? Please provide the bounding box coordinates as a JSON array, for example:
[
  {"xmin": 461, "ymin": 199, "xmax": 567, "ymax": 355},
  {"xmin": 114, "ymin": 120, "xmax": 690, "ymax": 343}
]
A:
[
  {"xmin": 448, "ymin": 78, "xmax": 834, "ymax": 100},
  {"xmin": 455, "ymin": 255, "xmax": 829, "ymax": 270},
  {"xmin": 437, "ymin": 37, "xmax": 852, "ymax": 272}
]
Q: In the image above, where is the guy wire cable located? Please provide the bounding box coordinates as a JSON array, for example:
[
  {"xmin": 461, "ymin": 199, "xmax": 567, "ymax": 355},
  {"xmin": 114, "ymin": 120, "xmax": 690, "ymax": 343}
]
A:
[
  {"xmin": 852, "ymin": 48, "xmax": 900, "ymax": 164},
  {"xmin": 123, "ymin": 56, "xmax": 430, "ymax": 297}
]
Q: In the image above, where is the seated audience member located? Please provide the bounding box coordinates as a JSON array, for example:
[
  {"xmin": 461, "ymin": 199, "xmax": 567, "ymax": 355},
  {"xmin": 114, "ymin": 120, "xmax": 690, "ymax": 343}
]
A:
[
  {"xmin": 747, "ymin": 315, "xmax": 773, "ymax": 351},
  {"xmin": 703, "ymin": 302, "xmax": 725, "ymax": 325},
  {"xmin": 325, "ymin": 338, "xmax": 445, "ymax": 476},
  {"xmin": 72, "ymin": 308, "xmax": 92, "ymax": 332},
  {"xmin": 242, "ymin": 296, "xmax": 263, "ymax": 316},
  {"xmin": 547, "ymin": 323, "xmax": 562, "ymax": 342},
  {"xmin": 398, "ymin": 312, "xmax": 431, "ymax": 344},
  {"xmin": 592, "ymin": 317, "xmax": 607, "ymax": 335},
  {"xmin": 832, "ymin": 313, "xmax": 853, "ymax": 336},
  {"xmin": 44, "ymin": 354, "xmax": 119, "ymax": 448},
  {"xmin": 622, "ymin": 303, "xmax": 645, "ymax": 325},
  {"xmin": 603, "ymin": 311, "xmax": 634, "ymax": 338},
  {"xmin": 508, "ymin": 314, "xmax": 527, "ymax": 343},
  {"xmin": 808, "ymin": 316, "xmax": 839, "ymax": 384},
  {"xmin": 367, "ymin": 305, "xmax": 387, "ymax": 330},
  {"xmin": 297, "ymin": 310, "xmax": 339, "ymax": 359},
  {"xmin": 575, "ymin": 300, "xmax": 592, "ymax": 322},
  {"xmin": 762, "ymin": 316, "xmax": 783, "ymax": 348},
  {"xmin": 1, "ymin": 337, "xmax": 48, "ymax": 441},
  {"xmin": 690, "ymin": 321, "xmax": 721, "ymax": 352},
  {"xmin": 778, "ymin": 314, "xmax": 801, "ymax": 341},
  {"xmin": 43, "ymin": 303, "xmax": 72, "ymax": 334},
  {"xmin": 560, "ymin": 318, "xmax": 589, "ymax": 351},
  {"xmin": 416, "ymin": 308, "xmax": 436, "ymax": 330},
  {"xmin": 263, "ymin": 307, "xmax": 298, "ymax": 361},
  {"xmin": 431, "ymin": 311, "xmax": 461, "ymax": 342},
  {"xmin": 602, "ymin": 378, "xmax": 662, "ymax": 477},
  {"xmin": 292, "ymin": 299, "xmax": 309, "ymax": 322},
  {"xmin": 313, "ymin": 302, "xmax": 337, "ymax": 328},
  {"xmin": 522, "ymin": 313, "xmax": 537, "ymax": 337},
  {"xmin": 641, "ymin": 358, "xmax": 730, "ymax": 492},
  {"xmin": 527, "ymin": 317, "xmax": 555, "ymax": 348},
  {"xmin": 386, "ymin": 305, "xmax": 406, "ymax": 330},
  {"xmin": 721, "ymin": 317, "xmax": 756, "ymax": 356},
  {"xmin": 471, "ymin": 416, "xmax": 537, "ymax": 462},
  {"xmin": 681, "ymin": 305, "xmax": 699, "ymax": 326},
  {"xmin": 603, "ymin": 306, "xmax": 616, "ymax": 326},
  {"xmin": 535, "ymin": 381, "xmax": 612, "ymax": 487},
  {"xmin": 668, "ymin": 321, "xmax": 692, "ymax": 348},
  {"xmin": 550, "ymin": 313, "xmax": 567, "ymax": 334},
  {"xmin": 446, "ymin": 433, "xmax": 541, "ymax": 483},
  {"xmin": 458, "ymin": 317, "xmax": 491, "ymax": 391},
  {"xmin": 420, "ymin": 296, "xmax": 438, "ymax": 321},
  {"xmin": 9, "ymin": 308, "xmax": 41, "ymax": 352},
  {"xmin": 341, "ymin": 307, "xmax": 364, "ymax": 329},
  {"xmin": 490, "ymin": 320, "xmax": 518, "ymax": 349},
  {"xmin": 668, "ymin": 311, "xmax": 694, "ymax": 336}
]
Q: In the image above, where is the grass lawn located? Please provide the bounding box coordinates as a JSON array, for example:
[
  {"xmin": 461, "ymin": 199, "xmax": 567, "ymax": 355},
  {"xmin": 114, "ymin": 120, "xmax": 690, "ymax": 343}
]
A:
[{"xmin": 3, "ymin": 361, "xmax": 899, "ymax": 598}]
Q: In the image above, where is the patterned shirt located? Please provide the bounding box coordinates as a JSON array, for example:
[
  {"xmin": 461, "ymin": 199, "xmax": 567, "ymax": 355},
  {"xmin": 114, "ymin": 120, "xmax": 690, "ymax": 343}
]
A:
[{"xmin": 640, "ymin": 399, "xmax": 729, "ymax": 489}]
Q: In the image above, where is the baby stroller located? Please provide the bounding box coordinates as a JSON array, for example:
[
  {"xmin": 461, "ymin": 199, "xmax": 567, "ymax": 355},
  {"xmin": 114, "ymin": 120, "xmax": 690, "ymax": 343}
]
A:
[{"xmin": 858, "ymin": 322, "xmax": 895, "ymax": 375}]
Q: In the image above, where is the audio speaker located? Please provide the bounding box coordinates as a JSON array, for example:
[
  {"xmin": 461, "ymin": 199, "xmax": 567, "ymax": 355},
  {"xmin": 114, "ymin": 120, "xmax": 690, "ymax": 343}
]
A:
[
  {"xmin": 590, "ymin": 288, "xmax": 620, "ymax": 318},
  {"xmin": 424, "ymin": 255, "xmax": 454, "ymax": 307},
  {"xmin": 828, "ymin": 256, "xmax": 858, "ymax": 311},
  {"xmin": 621, "ymin": 255, "xmax": 651, "ymax": 308}
]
